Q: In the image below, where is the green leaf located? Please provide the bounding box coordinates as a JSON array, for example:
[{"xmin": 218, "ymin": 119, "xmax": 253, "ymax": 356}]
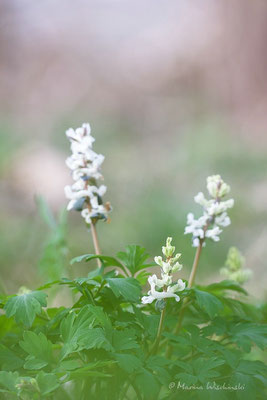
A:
[
  {"xmin": 86, "ymin": 304, "xmax": 112, "ymax": 337},
  {"xmin": 135, "ymin": 367, "xmax": 160, "ymax": 398},
  {"xmin": 202, "ymin": 317, "xmax": 227, "ymax": 337},
  {"xmin": 60, "ymin": 305, "xmax": 113, "ymax": 359},
  {"xmin": 0, "ymin": 344, "xmax": 24, "ymax": 371},
  {"xmin": 116, "ymin": 245, "xmax": 154, "ymax": 276},
  {"xmin": 203, "ymin": 280, "xmax": 248, "ymax": 295},
  {"xmin": 114, "ymin": 353, "xmax": 142, "ymax": 373},
  {"xmin": 4, "ymin": 290, "xmax": 47, "ymax": 328},
  {"xmin": 192, "ymin": 357, "xmax": 225, "ymax": 383},
  {"xmin": 112, "ymin": 329, "xmax": 139, "ymax": 351},
  {"xmin": 0, "ymin": 315, "xmax": 19, "ymax": 341},
  {"xmin": 36, "ymin": 371, "xmax": 60, "ymax": 396},
  {"xmin": 174, "ymin": 360, "xmax": 194, "ymax": 374},
  {"xmin": 79, "ymin": 327, "xmax": 113, "ymax": 351},
  {"xmin": 20, "ymin": 331, "xmax": 54, "ymax": 370},
  {"xmin": 134, "ymin": 269, "xmax": 151, "ymax": 285},
  {"xmin": 194, "ymin": 289, "xmax": 223, "ymax": 318},
  {"xmin": 223, "ymin": 297, "xmax": 260, "ymax": 320},
  {"xmin": 216, "ymin": 347, "xmax": 240, "ymax": 369},
  {"xmin": 175, "ymin": 357, "xmax": 225, "ymax": 386},
  {"xmin": 106, "ymin": 277, "xmax": 141, "ymax": 303},
  {"xmin": 0, "ymin": 371, "xmax": 19, "ymax": 392},
  {"xmin": 60, "ymin": 306, "xmax": 95, "ymax": 359},
  {"xmin": 54, "ymin": 359, "xmax": 81, "ymax": 372},
  {"xmin": 70, "ymin": 254, "xmax": 127, "ymax": 273},
  {"xmin": 67, "ymin": 362, "xmax": 113, "ymax": 379},
  {"xmin": 174, "ymin": 372, "xmax": 198, "ymax": 385},
  {"xmin": 229, "ymin": 322, "xmax": 267, "ymax": 351},
  {"xmin": 237, "ymin": 359, "xmax": 267, "ymax": 376},
  {"xmin": 146, "ymin": 356, "xmax": 171, "ymax": 385},
  {"xmin": 229, "ymin": 369, "xmax": 259, "ymax": 399}
]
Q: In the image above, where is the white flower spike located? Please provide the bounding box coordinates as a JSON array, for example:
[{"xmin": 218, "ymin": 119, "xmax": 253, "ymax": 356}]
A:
[
  {"xmin": 142, "ymin": 238, "xmax": 186, "ymax": 305},
  {"xmin": 64, "ymin": 123, "xmax": 111, "ymax": 225},
  {"xmin": 185, "ymin": 175, "xmax": 234, "ymax": 247}
]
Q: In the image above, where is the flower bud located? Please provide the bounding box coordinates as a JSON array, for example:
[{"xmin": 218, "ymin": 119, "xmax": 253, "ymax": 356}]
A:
[
  {"xmin": 207, "ymin": 175, "xmax": 222, "ymax": 198},
  {"xmin": 162, "ymin": 237, "xmax": 175, "ymax": 257},
  {"xmin": 162, "ymin": 261, "xmax": 172, "ymax": 274},
  {"xmin": 155, "ymin": 299, "xmax": 166, "ymax": 311},
  {"xmin": 154, "ymin": 256, "xmax": 163, "ymax": 266},
  {"xmin": 172, "ymin": 262, "xmax": 183, "ymax": 273},
  {"xmin": 218, "ymin": 182, "xmax": 230, "ymax": 197}
]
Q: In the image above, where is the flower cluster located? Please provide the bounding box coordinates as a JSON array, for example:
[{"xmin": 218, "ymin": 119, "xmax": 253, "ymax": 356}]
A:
[
  {"xmin": 64, "ymin": 123, "xmax": 111, "ymax": 225},
  {"xmin": 142, "ymin": 237, "xmax": 186, "ymax": 305},
  {"xmin": 185, "ymin": 175, "xmax": 234, "ymax": 247},
  {"xmin": 220, "ymin": 247, "xmax": 252, "ymax": 284}
]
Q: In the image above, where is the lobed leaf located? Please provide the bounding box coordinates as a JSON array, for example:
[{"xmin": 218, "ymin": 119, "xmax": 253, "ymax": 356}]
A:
[
  {"xmin": 19, "ymin": 331, "xmax": 54, "ymax": 370},
  {"xmin": 0, "ymin": 344, "xmax": 24, "ymax": 371},
  {"xmin": 114, "ymin": 353, "xmax": 142, "ymax": 373},
  {"xmin": 4, "ymin": 290, "xmax": 47, "ymax": 328},
  {"xmin": 36, "ymin": 371, "xmax": 60, "ymax": 396},
  {"xmin": 116, "ymin": 245, "xmax": 155, "ymax": 276},
  {"xmin": 106, "ymin": 277, "xmax": 141, "ymax": 303},
  {"xmin": 228, "ymin": 322, "xmax": 267, "ymax": 352},
  {"xmin": 194, "ymin": 289, "xmax": 223, "ymax": 319},
  {"xmin": 203, "ymin": 280, "xmax": 248, "ymax": 295}
]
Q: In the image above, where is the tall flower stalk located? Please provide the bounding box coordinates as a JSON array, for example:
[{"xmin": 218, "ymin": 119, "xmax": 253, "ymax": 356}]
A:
[
  {"xmin": 142, "ymin": 237, "xmax": 185, "ymax": 354},
  {"xmin": 166, "ymin": 175, "xmax": 234, "ymax": 357},
  {"xmin": 64, "ymin": 123, "xmax": 111, "ymax": 267},
  {"xmin": 180, "ymin": 175, "xmax": 233, "ymax": 322}
]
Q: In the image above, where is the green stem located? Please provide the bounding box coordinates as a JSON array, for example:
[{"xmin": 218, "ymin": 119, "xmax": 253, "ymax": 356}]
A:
[
  {"xmin": 149, "ymin": 305, "xmax": 166, "ymax": 356},
  {"xmin": 120, "ymin": 382, "xmax": 130, "ymax": 400},
  {"xmin": 165, "ymin": 241, "xmax": 204, "ymax": 358},
  {"xmin": 175, "ymin": 240, "xmax": 203, "ymax": 331},
  {"xmin": 128, "ymin": 378, "xmax": 142, "ymax": 400}
]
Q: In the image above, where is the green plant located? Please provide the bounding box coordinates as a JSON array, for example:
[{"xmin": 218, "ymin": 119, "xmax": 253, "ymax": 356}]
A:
[{"xmin": 0, "ymin": 124, "xmax": 266, "ymax": 400}]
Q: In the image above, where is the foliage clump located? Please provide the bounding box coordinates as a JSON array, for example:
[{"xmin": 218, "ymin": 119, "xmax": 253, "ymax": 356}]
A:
[{"xmin": 0, "ymin": 124, "xmax": 266, "ymax": 400}]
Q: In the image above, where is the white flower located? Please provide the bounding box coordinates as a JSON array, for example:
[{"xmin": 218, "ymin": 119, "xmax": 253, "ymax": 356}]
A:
[
  {"xmin": 207, "ymin": 175, "xmax": 221, "ymax": 198},
  {"xmin": 172, "ymin": 261, "xmax": 183, "ymax": 273},
  {"xmin": 185, "ymin": 175, "xmax": 234, "ymax": 247},
  {"xmin": 215, "ymin": 212, "xmax": 231, "ymax": 227},
  {"xmin": 142, "ymin": 238, "xmax": 186, "ymax": 306},
  {"xmin": 66, "ymin": 124, "xmax": 93, "ymax": 143},
  {"xmin": 205, "ymin": 226, "xmax": 222, "ymax": 242},
  {"xmin": 194, "ymin": 192, "xmax": 209, "ymax": 207},
  {"xmin": 65, "ymin": 123, "xmax": 111, "ymax": 224},
  {"xmin": 141, "ymin": 275, "xmax": 184, "ymax": 304},
  {"xmin": 155, "ymin": 273, "xmax": 173, "ymax": 288},
  {"xmin": 207, "ymin": 199, "xmax": 234, "ymax": 216},
  {"xmin": 170, "ymin": 253, "xmax": 183, "ymax": 272},
  {"xmin": 207, "ymin": 175, "xmax": 230, "ymax": 198},
  {"xmin": 193, "ymin": 237, "xmax": 201, "ymax": 247},
  {"xmin": 184, "ymin": 213, "xmax": 208, "ymax": 243},
  {"xmin": 81, "ymin": 208, "xmax": 92, "ymax": 224},
  {"xmin": 162, "ymin": 261, "xmax": 172, "ymax": 274},
  {"xmin": 169, "ymin": 279, "xmax": 186, "ymax": 293},
  {"xmin": 154, "ymin": 256, "xmax": 163, "ymax": 267}
]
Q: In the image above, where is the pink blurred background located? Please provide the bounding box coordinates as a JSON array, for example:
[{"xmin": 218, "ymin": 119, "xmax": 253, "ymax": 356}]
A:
[{"xmin": 0, "ymin": 0, "xmax": 266, "ymax": 297}]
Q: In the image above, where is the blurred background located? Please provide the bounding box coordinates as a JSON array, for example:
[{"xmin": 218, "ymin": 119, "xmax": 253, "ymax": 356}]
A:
[{"xmin": 0, "ymin": 0, "xmax": 267, "ymax": 298}]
